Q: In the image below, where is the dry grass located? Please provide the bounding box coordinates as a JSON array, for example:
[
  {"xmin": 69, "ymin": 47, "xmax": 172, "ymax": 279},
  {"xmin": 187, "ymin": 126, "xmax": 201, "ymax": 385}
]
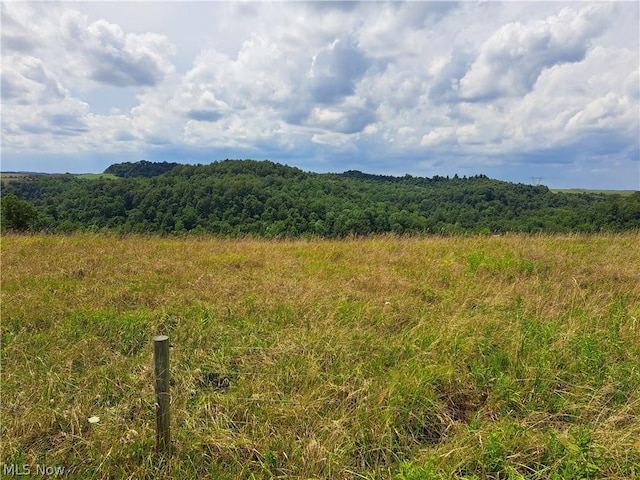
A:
[{"xmin": 1, "ymin": 233, "xmax": 639, "ymax": 478}]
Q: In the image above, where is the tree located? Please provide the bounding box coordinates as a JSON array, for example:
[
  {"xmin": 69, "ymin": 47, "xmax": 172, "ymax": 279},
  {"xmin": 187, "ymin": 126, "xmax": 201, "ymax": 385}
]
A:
[
  {"xmin": 1, "ymin": 194, "xmax": 38, "ymax": 231},
  {"xmin": 1, "ymin": 160, "xmax": 635, "ymax": 236}
]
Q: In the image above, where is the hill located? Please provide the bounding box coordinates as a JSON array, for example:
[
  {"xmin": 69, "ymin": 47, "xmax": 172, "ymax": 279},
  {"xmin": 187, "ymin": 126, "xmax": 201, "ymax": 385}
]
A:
[
  {"xmin": 103, "ymin": 160, "xmax": 180, "ymax": 178},
  {"xmin": 1, "ymin": 159, "xmax": 639, "ymax": 235}
]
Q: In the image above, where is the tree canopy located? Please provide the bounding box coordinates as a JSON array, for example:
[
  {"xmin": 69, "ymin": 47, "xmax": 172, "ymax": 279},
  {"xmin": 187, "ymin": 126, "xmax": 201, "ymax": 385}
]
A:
[
  {"xmin": 103, "ymin": 160, "xmax": 179, "ymax": 178},
  {"xmin": 1, "ymin": 159, "xmax": 638, "ymax": 236},
  {"xmin": 1, "ymin": 194, "xmax": 39, "ymax": 232}
]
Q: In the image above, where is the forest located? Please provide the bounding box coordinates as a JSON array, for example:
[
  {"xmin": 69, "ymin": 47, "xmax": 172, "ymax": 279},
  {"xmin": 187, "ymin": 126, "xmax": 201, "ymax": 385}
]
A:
[{"xmin": 1, "ymin": 159, "xmax": 639, "ymax": 236}]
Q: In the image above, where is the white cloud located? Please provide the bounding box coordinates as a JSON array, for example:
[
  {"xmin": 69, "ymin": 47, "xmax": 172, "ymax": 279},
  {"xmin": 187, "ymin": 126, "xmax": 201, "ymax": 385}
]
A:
[
  {"xmin": 308, "ymin": 36, "xmax": 370, "ymax": 105},
  {"xmin": 458, "ymin": 4, "xmax": 611, "ymax": 101},
  {"xmin": 508, "ymin": 45, "xmax": 639, "ymax": 150},
  {"xmin": 59, "ymin": 9, "xmax": 175, "ymax": 88},
  {"xmin": 1, "ymin": 1, "xmax": 638, "ymax": 188},
  {"xmin": 0, "ymin": 3, "xmax": 41, "ymax": 54},
  {"xmin": 1, "ymin": 55, "xmax": 66, "ymax": 104}
]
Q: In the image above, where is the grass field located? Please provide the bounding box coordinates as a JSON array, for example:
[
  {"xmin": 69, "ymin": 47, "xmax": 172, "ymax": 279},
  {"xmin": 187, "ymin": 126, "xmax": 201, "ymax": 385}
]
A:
[
  {"xmin": 0, "ymin": 172, "xmax": 119, "ymax": 183},
  {"xmin": 0, "ymin": 173, "xmax": 48, "ymax": 184},
  {"xmin": 74, "ymin": 173, "xmax": 119, "ymax": 180},
  {"xmin": 1, "ymin": 233, "xmax": 639, "ymax": 479},
  {"xmin": 550, "ymin": 189, "xmax": 637, "ymax": 196}
]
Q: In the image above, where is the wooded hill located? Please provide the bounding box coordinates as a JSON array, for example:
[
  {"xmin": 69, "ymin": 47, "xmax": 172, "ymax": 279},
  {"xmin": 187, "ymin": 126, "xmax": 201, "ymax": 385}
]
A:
[{"xmin": 2, "ymin": 159, "xmax": 639, "ymax": 235}]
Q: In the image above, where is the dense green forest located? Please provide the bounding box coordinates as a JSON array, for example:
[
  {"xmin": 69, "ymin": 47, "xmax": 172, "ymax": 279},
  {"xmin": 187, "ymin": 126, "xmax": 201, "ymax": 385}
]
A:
[
  {"xmin": 2, "ymin": 159, "xmax": 639, "ymax": 235},
  {"xmin": 103, "ymin": 159, "xmax": 180, "ymax": 178}
]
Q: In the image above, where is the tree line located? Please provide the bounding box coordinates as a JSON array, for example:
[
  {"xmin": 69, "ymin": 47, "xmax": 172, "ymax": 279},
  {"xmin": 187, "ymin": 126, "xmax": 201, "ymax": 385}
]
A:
[{"xmin": 2, "ymin": 159, "xmax": 639, "ymax": 235}]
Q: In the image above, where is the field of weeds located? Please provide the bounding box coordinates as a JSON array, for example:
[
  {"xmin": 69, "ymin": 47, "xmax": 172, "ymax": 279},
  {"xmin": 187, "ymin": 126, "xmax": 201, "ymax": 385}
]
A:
[{"xmin": 1, "ymin": 233, "xmax": 639, "ymax": 479}]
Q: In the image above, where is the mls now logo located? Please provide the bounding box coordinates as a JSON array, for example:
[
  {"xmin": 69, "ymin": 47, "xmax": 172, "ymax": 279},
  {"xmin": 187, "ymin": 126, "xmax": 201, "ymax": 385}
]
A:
[{"xmin": 2, "ymin": 464, "xmax": 65, "ymax": 476}]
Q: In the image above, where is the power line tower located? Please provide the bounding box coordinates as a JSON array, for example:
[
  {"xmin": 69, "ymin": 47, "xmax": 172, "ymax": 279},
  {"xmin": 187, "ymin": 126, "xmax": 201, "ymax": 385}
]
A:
[{"xmin": 530, "ymin": 176, "xmax": 543, "ymax": 186}]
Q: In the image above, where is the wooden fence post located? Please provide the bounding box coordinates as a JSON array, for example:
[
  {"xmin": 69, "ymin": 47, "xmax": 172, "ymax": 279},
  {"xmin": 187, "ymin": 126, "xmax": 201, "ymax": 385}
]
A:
[{"xmin": 153, "ymin": 335, "xmax": 171, "ymax": 456}]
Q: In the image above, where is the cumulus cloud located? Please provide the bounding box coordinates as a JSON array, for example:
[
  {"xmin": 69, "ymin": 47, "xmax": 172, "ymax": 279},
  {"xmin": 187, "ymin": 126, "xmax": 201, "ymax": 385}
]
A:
[
  {"xmin": 181, "ymin": 91, "xmax": 230, "ymax": 123},
  {"xmin": 512, "ymin": 45, "xmax": 639, "ymax": 148},
  {"xmin": 458, "ymin": 4, "xmax": 611, "ymax": 101},
  {"xmin": 1, "ymin": 55, "xmax": 66, "ymax": 104},
  {"xmin": 4, "ymin": 98, "xmax": 89, "ymax": 144},
  {"xmin": 307, "ymin": 102, "xmax": 376, "ymax": 135},
  {"xmin": 420, "ymin": 40, "xmax": 639, "ymax": 174},
  {"xmin": 358, "ymin": 2, "xmax": 460, "ymax": 59},
  {"xmin": 166, "ymin": 29, "xmax": 376, "ymax": 148},
  {"xmin": 308, "ymin": 37, "xmax": 370, "ymax": 104},
  {"xmin": 0, "ymin": 3, "xmax": 181, "ymax": 158},
  {"xmin": 410, "ymin": 2, "xmax": 638, "ymax": 187},
  {"xmin": 1, "ymin": 1, "xmax": 638, "ymax": 188},
  {"xmin": 0, "ymin": 4, "xmax": 41, "ymax": 54},
  {"xmin": 59, "ymin": 9, "xmax": 175, "ymax": 88},
  {"xmin": 428, "ymin": 50, "xmax": 474, "ymax": 103}
]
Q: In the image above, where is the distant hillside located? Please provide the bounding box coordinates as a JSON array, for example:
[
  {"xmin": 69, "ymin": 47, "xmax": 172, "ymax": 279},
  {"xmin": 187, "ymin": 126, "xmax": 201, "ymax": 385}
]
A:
[
  {"xmin": 551, "ymin": 188, "xmax": 637, "ymax": 196},
  {"xmin": 104, "ymin": 160, "xmax": 180, "ymax": 178},
  {"xmin": 0, "ymin": 172, "xmax": 57, "ymax": 183},
  {"xmin": 2, "ymin": 159, "xmax": 639, "ymax": 235}
]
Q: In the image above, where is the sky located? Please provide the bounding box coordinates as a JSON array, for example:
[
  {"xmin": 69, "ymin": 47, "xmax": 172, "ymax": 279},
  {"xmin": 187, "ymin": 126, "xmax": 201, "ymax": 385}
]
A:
[{"xmin": 1, "ymin": 1, "xmax": 639, "ymax": 190}]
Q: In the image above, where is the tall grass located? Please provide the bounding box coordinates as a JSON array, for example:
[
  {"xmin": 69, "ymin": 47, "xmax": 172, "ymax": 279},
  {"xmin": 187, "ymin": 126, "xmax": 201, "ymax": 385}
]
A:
[{"xmin": 1, "ymin": 233, "xmax": 639, "ymax": 478}]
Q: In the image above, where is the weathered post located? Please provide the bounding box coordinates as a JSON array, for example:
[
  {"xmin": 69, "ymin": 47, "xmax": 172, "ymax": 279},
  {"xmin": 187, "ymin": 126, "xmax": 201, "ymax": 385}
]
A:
[{"xmin": 153, "ymin": 335, "xmax": 171, "ymax": 456}]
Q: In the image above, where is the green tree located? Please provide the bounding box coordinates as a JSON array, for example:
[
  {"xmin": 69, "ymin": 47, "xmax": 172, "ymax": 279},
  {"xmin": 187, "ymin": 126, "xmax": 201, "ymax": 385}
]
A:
[
  {"xmin": 1, "ymin": 194, "xmax": 38, "ymax": 231},
  {"xmin": 1, "ymin": 159, "xmax": 635, "ymax": 236}
]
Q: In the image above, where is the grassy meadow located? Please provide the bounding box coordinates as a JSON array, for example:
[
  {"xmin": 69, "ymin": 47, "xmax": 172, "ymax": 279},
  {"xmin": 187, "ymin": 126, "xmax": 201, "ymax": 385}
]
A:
[{"xmin": 1, "ymin": 233, "xmax": 639, "ymax": 479}]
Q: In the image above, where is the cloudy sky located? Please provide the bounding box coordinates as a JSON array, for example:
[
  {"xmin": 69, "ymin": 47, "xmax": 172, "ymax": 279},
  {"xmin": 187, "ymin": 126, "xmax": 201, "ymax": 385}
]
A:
[{"xmin": 2, "ymin": 1, "xmax": 639, "ymax": 189}]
